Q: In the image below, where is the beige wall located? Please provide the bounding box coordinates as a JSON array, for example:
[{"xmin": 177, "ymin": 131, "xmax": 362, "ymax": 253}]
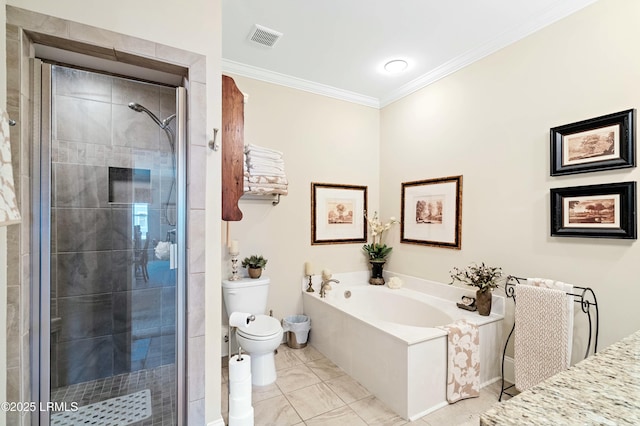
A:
[
  {"xmin": 381, "ymin": 0, "xmax": 640, "ymax": 351},
  {"xmin": 224, "ymin": 75, "xmax": 380, "ymax": 320}
]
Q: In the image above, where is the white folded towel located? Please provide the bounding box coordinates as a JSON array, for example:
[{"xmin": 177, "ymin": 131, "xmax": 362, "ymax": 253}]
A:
[
  {"xmin": 245, "ymin": 143, "xmax": 283, "ymax": 159},
  {"xmin": 246, "ymin": 156, "xmax": 285, "ymax": 167},
  {"xmin": 242, "ymin": 143, "xmax": 288, "ymax": 195},
  {"xmin": 437, "ymin": 319, "xmax": 480, "ymax": 403},
  {"xmin": 248, "ymin": 166, "xmax": 287, "ymax": 177},
  {"xmin": 248, "ymin": 162, "xmax": 285, "ymax": 172},
  {"xmin": 515, "ymin": 284, "xmax": 571, "ymax": 391}
]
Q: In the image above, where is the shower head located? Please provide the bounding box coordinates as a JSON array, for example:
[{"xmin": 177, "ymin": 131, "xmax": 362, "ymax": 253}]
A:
[
  {"xmin": 128, "ymin": 102, "xmax": 171, "ymax": 129},
  {"xmin": 128, "ymin": 102, "xmax": 144, "ymax": 112}
]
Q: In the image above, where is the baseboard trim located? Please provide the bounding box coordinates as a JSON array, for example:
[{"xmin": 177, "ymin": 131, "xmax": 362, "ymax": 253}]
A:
[
  {"xmin": 208, "ymin": 417, "xmax": 225, "ymax": 426},
  {"xmin": 503, "ymin": 356, "xmax": 515, "ymax": 384}
]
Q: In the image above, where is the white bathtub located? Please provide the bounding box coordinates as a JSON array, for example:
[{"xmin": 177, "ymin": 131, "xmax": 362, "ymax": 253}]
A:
[{"xmin": 302, "ymin": 271, "xmax": 504, "ymax": 421}]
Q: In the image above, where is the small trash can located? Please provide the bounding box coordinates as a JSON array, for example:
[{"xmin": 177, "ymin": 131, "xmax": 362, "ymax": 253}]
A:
[{"xmin": 283, "ymin": 315, "xmax": 311, "ymax": 349}]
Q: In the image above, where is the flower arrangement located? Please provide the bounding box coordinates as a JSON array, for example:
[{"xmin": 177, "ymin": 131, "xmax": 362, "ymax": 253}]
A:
[
  {"xmin": 362, "ymin": 211, "xmax": 399, "ymax": 261},
  {"xmin": 449, "ymin": 262, "xmax": 503, "ymax": 293}
]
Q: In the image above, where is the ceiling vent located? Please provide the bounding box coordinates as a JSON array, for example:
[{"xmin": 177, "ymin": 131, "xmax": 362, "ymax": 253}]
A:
[{"xmin": 248, "ymin": 24, "xmax": 283, "ymax": 48}]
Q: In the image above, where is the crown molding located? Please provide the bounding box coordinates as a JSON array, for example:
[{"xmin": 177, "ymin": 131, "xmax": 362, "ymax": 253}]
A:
[
  {"xmin": 379, "ymin": 0, "xmax": 598, "ymax": 107},
  {"xmin": 221, "ymin": 59, "xmax": 380, "ymax": 108},
  {"xmin": 223, "ymin": 0, "xmax": 597, "ymax": 110}
]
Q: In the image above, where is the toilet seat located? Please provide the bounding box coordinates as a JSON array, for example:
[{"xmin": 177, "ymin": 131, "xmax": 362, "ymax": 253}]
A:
[{"xmin": 236, "ymin": 314, "xmax": 282, "ymax": 341}]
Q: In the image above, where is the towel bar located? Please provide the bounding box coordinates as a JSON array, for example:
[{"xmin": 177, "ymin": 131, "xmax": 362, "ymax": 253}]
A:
[
  {"xmin": 498, "ymin": 275, "xmax": 599, "ymax": 401},
  {"xmin": 240, "ymin": 193, "xmax": 281, "ymax": 206}
]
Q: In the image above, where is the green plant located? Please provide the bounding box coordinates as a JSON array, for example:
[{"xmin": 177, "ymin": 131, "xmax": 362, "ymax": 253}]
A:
[
  {"xmin": 362, "ymin": 211, "xmax": 398, "ymax": 261},
  {"xmin": 242, "ymin": 255, "xmax": 268, "ymax": 269},
  {"xmin": 449, "ymin": 262, "xmax": 503, "ymax": 293},
  {"xmin": 363, "ymin": 243, "xmax": 393, "ymax": 261}
]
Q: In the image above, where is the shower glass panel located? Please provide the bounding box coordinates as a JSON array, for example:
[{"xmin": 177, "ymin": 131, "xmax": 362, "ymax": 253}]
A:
[{"xmin": 43, "ymin": 64, "xmax": 183, "ymax": 425}]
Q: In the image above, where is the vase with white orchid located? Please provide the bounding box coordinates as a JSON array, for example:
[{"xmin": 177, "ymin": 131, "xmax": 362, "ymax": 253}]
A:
[
  {"xmin": 363, "ymin": 211, "xmax": 398, "ymax": 285},
  {"xmin": 362, "ymin": 211, "xmax": 399, "ymax": 261}
]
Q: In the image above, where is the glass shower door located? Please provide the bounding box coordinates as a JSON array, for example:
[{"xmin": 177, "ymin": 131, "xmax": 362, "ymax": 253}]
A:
[{"xmin": 36, "ymin": 62, "xmax": 185, "ymax": 425}]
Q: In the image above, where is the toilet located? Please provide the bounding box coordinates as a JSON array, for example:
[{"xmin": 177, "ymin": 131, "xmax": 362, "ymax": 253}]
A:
[{"xmin": 222, "ymin": 277, "xmax": 284, "ymax": 386}]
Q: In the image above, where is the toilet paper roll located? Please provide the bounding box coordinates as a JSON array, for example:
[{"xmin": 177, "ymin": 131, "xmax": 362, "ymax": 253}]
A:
[
  {"xmin": 229, "ymin": 406, "xmax": 254, "ymax": 426},
  {"xmin": 229, "ymin": 375, "xmax": 252, "ymax": 397},
  {"xmin": 229, "ymin": 354, "xmax": 252, "ymax": 383},
  {"xmin": 229, "ymin": 394, "xmax": 252, "ymax": 415},
  {"xmin": 229, "ymin": 312, "xmax": 254, "ymax": 328}
]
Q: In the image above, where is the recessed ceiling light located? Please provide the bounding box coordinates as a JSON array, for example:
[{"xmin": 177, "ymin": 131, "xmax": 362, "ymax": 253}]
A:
[{"xmin": 384, "ymin": 59, "xmax": 408, "ymax": 73}]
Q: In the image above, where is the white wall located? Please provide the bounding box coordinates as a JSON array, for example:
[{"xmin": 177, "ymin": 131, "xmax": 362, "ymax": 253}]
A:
[
  {"xmin": 224, "ymin": 75, "xmax": 380, "ymax": 321},
  {"xmin": 6, "ymin": 1, "xmax": 223, "ymax": 423},
  {"xmin": 381, "ymin": 0, "xmax": 640, "ymax": 350}
]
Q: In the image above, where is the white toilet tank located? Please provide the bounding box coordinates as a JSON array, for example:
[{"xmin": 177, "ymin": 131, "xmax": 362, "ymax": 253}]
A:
[{"xmin": 222, "ymin": 276, "xmax": 270, "ymax": 315}]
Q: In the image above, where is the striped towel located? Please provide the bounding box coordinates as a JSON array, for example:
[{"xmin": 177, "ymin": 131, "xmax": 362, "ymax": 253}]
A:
[
  {"xmin": 437, "ymin": 319, "xmax": 480, "ymax": 403},
  {"xmin": 514, "ymin": 284, "xmax": 570, "ymax": 391}
]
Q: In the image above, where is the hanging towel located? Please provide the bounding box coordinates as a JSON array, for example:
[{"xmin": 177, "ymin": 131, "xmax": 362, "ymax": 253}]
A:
[
  {"xmin": 437, "ymin": 319, "xmax": 480, "ymax": 403},
  {"xmin": 527, "ymin": 278, "xmax": 574, "ymax": 361},
  {"xmin": 0, "ymin": 109, "xmax": 21, "ymax": 226},
  {"xmin": 514, "ymin": 284, "xmax": 570, "ymax": 392}
]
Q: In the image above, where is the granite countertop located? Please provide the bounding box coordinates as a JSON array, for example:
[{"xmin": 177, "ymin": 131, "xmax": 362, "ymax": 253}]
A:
[{"xmin": 480, "ymin": 329, "xmax": 640, "ymax": 425}]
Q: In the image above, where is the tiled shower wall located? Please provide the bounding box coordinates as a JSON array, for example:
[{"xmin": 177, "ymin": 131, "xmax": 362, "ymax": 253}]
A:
[
  {"xmin": 7, "ymin": 6, "xmax": 210, "ymax": 425},
  {"xmin": 50, "ymin": 67, "xmax": 177, "ymax": 387}
]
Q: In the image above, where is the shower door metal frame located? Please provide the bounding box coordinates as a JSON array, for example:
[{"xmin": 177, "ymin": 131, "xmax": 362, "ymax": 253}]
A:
[
  {"xmin": 31, "ymin": 61, "xmax": 187, "ymax": 426},
  {"xmin": 31, "ymin": 57, "xmax": 51, "ymax": 426},
  {"xmin": 175, "ymin": 86, "xmax": 187, "ymax": 426}
]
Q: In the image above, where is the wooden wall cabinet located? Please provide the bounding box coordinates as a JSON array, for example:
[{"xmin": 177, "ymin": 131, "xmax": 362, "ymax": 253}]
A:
[{"xmin": 221, "ymin": 75, "xmax": 244, "ymax": 221}]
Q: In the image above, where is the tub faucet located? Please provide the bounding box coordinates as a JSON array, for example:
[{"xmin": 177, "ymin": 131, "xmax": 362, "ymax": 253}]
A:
[{"xmin": 320, "ymin": 279, "xmax": 340, "ymax": 298}]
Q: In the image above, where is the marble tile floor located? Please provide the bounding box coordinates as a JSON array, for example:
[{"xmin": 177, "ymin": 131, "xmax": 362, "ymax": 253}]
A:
[
  {"xmin": 51, "ymin": 363, "xmax": 176, "ymax": 425},
  {"xmin": 222, "ymin": 344, "xmax": 513, "ymax": 426}
]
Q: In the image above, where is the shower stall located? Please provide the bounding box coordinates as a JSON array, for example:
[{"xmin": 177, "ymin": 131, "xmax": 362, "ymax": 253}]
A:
[{"xmin": 33, "ymin": 63, "xmax": 186, "ymax": 425}]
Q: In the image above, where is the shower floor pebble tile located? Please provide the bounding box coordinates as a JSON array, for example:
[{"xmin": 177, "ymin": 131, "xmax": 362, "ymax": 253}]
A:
[{"xmin": 222, "ymin": 344, "xmax": 510, "ymax": 425}]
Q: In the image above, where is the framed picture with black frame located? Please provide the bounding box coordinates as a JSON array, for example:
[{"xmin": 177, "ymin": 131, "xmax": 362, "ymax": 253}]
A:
[
  {"xmin": 550, "ymin": 181, "xmax": 637, "ymax": 239},
  {"xmin": 550, "ymin": 109, "xmax": 636, "ymax": 176}
]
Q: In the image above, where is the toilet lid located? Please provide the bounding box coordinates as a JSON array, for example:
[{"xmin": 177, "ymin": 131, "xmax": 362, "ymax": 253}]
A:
[{"xmin": 236, "ymin": 315, "xmax": 282, "ymax": 340}]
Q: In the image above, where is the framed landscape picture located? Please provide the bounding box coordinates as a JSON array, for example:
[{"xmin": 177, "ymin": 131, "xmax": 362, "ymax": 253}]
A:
[
  {"xmin": 550, "ymin": 181, "xmax": 637, "ymax": 239},
  {"xmin": 311, "ymin": 182, "xmax": 367, "ymax": 245},
  {"xmin": 401, "ymin": 175, "xmax": 462, "ymax": 249},
  {"xmin": 550, "ymin": 109, "xmax": 636, "ymax": 176}
]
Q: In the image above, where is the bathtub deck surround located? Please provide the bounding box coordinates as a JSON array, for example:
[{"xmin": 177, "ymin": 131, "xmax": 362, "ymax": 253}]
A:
[{"xmin": 301, "ymin": 271, "xmax": 504, "ymax": 420}]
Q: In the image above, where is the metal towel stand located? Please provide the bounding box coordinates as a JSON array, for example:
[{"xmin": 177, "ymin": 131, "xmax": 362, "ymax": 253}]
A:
[{"xmin": 499, "ymin": 275, "xmax": 599, "ymax": 401}]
